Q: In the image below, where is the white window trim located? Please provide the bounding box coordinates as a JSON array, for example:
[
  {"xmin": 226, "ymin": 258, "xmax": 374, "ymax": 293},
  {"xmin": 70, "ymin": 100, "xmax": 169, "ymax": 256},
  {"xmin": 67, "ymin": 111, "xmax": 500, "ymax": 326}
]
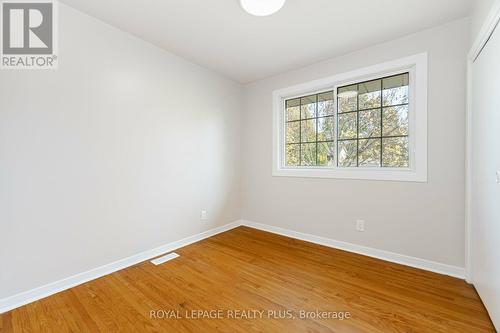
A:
[{"xmin": 272, "ymin": 53, "xmax": 428, "ymax": 182}]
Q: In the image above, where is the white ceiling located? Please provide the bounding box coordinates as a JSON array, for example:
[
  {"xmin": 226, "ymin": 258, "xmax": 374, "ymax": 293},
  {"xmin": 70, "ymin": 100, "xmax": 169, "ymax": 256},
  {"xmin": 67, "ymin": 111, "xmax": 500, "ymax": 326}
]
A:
[{"xmin": 60, "ymin": 0, "xmax": 474, "ymax": 83}]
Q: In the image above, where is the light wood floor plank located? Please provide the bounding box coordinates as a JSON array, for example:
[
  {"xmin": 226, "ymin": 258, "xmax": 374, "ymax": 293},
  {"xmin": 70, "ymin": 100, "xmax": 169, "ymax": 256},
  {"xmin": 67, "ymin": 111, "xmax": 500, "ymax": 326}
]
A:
[{"xmin": 1, "ymin": 226, "xmax": 495, "ymax": 332}]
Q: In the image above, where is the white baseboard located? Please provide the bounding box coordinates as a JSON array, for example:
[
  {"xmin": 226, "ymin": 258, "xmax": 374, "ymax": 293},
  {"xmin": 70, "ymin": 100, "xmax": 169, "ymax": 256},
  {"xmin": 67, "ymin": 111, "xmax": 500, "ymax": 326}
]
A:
[
  {"xmin": 1, "ymin": 219, "xmax": 466, "ymax": 314},
  {"xmin": 0, "ymin": 220, "xmax": 242, "ymax": 314},
  {"xmin": 241, "ymin": 220, "xmax": 465, "ymax": 279}
]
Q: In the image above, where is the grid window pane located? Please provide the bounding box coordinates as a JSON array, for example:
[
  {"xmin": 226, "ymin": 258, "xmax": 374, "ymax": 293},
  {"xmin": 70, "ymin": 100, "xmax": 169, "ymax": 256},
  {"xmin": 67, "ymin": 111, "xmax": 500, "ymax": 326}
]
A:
[
  {"xmin": 318, "ymin": 116, "xmax": 334, "ymax": 141},
  {"xmin": 338, "ymin": 140, "xmax": 357, "ymax": 167},
  {"xmin": 286, "ymin": 144, "xmax": 300, "ymax": 166},
  {"xmin": 358, "ymin": 79, "xmax": 381, "ymax": 110},
  {"xmin": 301, "ymin": 119, "xmax": 317, "ymax": 142},
  {"xmin": 286, "ymin": 121, "xmax": 300, "ymax": 143},
  {"xmin": 286, "ymin": 98, "xmax": 300, "ymax": 121},
  {"xmin": 383, "ymin": 73, "xmax": 409, "ymax": 89},
  {"xmin": 338, "ymin": 112, "xmax": 357, "ymax": 140},
  {"xmin": 318, "ymin": 92, "xmax": 334, "ymax": 117},
  {"xmin": 358, "ymin": 139, "xmax": 381, "ymax": 167},
  {"xmin": 383, "ymin": 74, "xmax": 409, "ymax": 106},
  {"xmin": 383, "ymin": 86, "xmax": 409, "ymax": 106},
  {"xmin": 382, "ymin": 105, "xmax": 409, "ymax": 136},
  {"xmin": 301, "ymin": 143, "xmax": 317, "ymax": 166},
  {"xmin": 338, "ymin": 84, "xmax": 358, "ymax": 112},
  {"xmin": 317, "ymin": 142, "xmax": 335, "ymax": 166},
  {"xmin": 336, "ymin": 72, "xmax": 409, "ymax": 169},
  {"xmin": 284, "ymin": 91, "xmax": 334, "ymax": 167},
  {"xmin": 382, "ymin": 137, "xmax": 409, "ymax": 168},
  {"xmin": 301, "ymin": 95, "xmax": 317, "ymax": 119},
  {"xmin": 359, "ymin": 109, "xmax": 381, "ymax": 138}
]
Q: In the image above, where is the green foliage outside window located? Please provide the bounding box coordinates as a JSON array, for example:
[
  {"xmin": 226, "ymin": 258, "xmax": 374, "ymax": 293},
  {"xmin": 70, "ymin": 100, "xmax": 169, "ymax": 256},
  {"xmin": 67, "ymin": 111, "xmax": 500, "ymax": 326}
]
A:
[{"xmin": 285, "ymin": 73, "xmax": 410, "ymax": 168}]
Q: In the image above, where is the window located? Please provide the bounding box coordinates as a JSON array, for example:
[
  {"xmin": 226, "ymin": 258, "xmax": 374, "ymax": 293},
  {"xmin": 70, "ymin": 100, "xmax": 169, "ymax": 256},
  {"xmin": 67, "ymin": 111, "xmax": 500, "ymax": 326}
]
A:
[
  {"xmin": 285, "ymin": 92, "xmax": 335, "ymax": 167},
  {"xmin": 336, "ymin": 73, "xmax": 409, "ymax": 168},
  {"xmin": 273, "ymin": 53, "xmax": 427, "ymax": 182},
  {"xmin": 285, "ymin": 74, "xmax": 410, "ymax": 169}
]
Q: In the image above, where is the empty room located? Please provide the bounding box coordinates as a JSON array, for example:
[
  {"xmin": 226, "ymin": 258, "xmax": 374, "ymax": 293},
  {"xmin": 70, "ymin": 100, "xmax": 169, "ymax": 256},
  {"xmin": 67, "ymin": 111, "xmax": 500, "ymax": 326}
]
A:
[{"xmin": 1, "ymin": 0, "xmax": 499, "ymax": 332}]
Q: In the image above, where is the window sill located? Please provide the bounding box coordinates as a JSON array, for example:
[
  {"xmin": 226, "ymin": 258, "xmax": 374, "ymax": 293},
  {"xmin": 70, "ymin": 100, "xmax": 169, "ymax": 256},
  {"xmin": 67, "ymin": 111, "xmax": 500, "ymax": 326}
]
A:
[{"xmin": 272, "ymin": 167, "xmax": 427, "ymax": 182}]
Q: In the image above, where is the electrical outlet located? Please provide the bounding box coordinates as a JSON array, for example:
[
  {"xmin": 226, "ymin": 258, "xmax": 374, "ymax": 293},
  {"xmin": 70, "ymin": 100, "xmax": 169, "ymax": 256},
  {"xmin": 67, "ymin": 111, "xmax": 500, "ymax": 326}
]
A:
[
  {"xmin": 356, "ymin": 220, "xmax": 365, "ymax": 232},
  {"xmin": 496, "ymin": 171, "xmax": 499, "ymax": 184},
  {"xmin": 200, "ymin": 210, "xmax": 208, "ymax": 221}
]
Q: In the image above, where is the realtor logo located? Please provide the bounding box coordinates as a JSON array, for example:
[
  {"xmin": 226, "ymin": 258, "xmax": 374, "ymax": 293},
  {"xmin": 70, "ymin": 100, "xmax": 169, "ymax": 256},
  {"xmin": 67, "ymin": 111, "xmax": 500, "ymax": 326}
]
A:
[{"xmin": 1, "ymin": 0, "xmax": 58, "ymax": 69}]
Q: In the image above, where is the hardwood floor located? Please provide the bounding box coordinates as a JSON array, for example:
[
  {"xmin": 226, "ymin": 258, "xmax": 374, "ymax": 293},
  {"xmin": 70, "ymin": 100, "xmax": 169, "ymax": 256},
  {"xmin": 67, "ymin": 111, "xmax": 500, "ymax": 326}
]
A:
[{"xmin": 1, "ymin": 226, "xmax": 495, "ymax": 332}]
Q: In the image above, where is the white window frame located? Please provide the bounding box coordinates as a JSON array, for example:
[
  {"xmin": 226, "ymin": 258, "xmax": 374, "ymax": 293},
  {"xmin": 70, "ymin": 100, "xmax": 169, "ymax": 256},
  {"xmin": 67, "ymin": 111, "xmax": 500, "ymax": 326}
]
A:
[{"xmin": 272, "ymin": 53, "xmax": 428, "ymax": 182}]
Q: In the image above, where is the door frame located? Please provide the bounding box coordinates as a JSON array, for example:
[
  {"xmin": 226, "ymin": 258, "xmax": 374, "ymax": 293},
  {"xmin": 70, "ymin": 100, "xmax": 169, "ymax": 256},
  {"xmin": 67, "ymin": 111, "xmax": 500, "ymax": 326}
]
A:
[{"xmin": 465, "ymin": 0, "xmax": 500, "ymax": 283}]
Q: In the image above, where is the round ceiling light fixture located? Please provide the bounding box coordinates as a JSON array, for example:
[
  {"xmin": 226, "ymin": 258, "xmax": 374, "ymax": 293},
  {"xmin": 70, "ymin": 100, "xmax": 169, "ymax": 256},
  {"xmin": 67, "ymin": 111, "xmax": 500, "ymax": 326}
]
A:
[{"xmin": 240, "ymin": 0, "xmax": 286, "ymax": 16}]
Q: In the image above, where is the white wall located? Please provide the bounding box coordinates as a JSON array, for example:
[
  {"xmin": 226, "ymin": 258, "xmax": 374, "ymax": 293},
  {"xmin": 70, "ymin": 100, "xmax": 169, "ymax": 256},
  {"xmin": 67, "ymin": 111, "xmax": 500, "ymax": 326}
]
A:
[
  {"xmin": 241, "ymin": 19, "xmax": 469, "ymax": 268},
  {"xmin": 0, "ymin": 4, "xmax": 242, "ymax": 299},
  {"xmin": 470, "ymin": 0, "xmax": 497, "ymax": 46}
]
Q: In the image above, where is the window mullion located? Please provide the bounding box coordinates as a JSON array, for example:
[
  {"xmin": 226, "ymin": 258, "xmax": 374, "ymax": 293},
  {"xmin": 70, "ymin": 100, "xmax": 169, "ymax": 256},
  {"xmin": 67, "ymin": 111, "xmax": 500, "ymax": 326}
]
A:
[
  {"xmin": 334, "ymin": 90, "xmax": 339, "ymax": 169},
  {"xmin": 315, "ymin": 94, "xmax": 318, "ymax": 166},
  {"xmin": 380, "ymin": 79, "xmax": 383, "ymax": 167},
  {"xmin": 299, "ymin": 98, "xmax": 302, "ymax": 166},
  {"xmin": 356, "ymin": 84, "xmax": 359, "ymax": 167}
]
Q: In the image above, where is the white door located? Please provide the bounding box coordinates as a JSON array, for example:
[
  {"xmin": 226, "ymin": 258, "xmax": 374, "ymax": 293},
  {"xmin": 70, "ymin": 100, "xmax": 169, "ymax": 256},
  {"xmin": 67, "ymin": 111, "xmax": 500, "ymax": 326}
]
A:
[{"xmin": 471, "ymin": 21, "xmax": 500, "ymax": 329}]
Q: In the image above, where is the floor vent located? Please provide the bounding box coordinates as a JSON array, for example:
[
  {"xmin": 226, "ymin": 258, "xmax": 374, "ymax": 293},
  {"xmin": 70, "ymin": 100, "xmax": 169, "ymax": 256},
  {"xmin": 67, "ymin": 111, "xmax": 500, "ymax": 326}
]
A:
[{"xmin": 150, "ymin": 252, "xmax": 180, "ymax": 266}]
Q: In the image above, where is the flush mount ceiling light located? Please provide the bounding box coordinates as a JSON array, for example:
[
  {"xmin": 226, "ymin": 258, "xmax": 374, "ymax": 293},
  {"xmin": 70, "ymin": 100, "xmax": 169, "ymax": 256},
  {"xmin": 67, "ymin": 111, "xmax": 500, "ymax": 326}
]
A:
[{"xmin": 240, "ymin": 0, "xmax": 286, "ymax": 16}]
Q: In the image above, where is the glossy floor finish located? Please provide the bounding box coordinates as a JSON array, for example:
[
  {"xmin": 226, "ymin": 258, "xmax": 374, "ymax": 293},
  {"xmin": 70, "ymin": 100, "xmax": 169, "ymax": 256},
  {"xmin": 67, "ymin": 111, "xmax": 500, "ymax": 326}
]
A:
[{"xmin": 0, "ymin": 227, "xmax": 495, "ymax": 332}]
